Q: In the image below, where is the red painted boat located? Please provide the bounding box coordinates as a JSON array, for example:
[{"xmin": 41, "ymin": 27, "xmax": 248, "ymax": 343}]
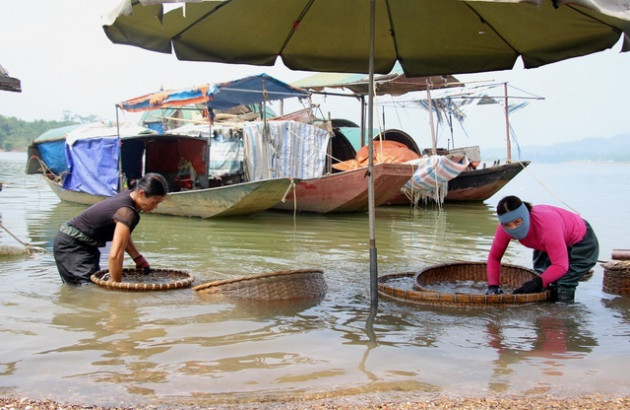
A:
[{"xmin": 273, "ymin": 163, "xmax": 415, "ymax": 213}]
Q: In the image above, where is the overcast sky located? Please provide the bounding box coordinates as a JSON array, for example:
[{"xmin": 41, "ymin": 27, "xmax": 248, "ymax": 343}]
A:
[{"xmin": 1, "ymin": 1, "xmax": 629, "ymax": 152}]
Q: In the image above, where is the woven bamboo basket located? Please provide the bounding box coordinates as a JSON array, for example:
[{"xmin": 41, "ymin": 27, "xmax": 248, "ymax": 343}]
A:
[
  {"xmin": 601, "ymin": 261, "xmax": 630, "ymax": 295},
  {"xmin": 378, "ymin": 262, "xmax": 549, "ymax": 307},
  {"xmin": 91, "ymin": 268, "xmax": 194, "ymax": 291},
  {"xmin": 193, "ymin": 269, "xmax": 327, "ymax": 300}
]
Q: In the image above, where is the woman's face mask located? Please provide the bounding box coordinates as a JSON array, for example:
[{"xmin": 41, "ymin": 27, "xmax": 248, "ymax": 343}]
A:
[{"xmin": 498, "ymin": 203, "xmax": 530, "ymax": 240}]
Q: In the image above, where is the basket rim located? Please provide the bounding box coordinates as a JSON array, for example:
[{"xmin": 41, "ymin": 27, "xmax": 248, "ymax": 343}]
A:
[
  {"xmin": 601, "ymin": 260, "xmax": 630, "ymax": 270},
  {"xmin": 91, "ymin": 267, "xmax": 194, "ymax": 291},
  {"xmin": 193, "ymin": 268, "xmax": 324, "ymax": 292},
  {"xmin": 413, "ymin": 261, "xmax": 539, "ymax": 294},
  {"xmin": 379, "ymin": 265, "xmax": 549, "ymax": 306}
]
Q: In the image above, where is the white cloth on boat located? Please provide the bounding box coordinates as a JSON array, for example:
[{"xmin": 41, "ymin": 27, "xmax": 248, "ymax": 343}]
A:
[
  {"xmin": 405, "ymin": 155, "xmax": 469, "ymax": 191},
  {"xmin": 208, "ymin": 128, "xmax": 243, "ymax": 178},
  {"xmin": 242, "ymin": 120, "xmax": 330, "ymax": 181}
]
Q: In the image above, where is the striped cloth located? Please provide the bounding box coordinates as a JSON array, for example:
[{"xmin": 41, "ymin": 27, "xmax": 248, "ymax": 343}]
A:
[
  {"xmin": 242, "ymin": 121, "xmax": 330, "ymax": 181},
  {"xmin": 405, "ymin": 155, "xmax": 469, "ymax": 191}
]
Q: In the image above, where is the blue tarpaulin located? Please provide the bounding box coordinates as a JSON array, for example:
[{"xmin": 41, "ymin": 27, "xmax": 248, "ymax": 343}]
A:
[
  {"xmin": 63, "ymin": 137, "xmax": 120, "ymax": 196},
  {"xmin": 33, "ymin": 124, "xmax": 83, "ymax": 174},
  {"xmin": 206, "ymin": 74, "xmax": 309, "ymax": 110},
  {"xmin": 38, "ymin": 140, "xmax": 67, "ymax": 174},
  {"xmin": 119, "ymin": 74, "xmax": 309, "ymax": 113}
]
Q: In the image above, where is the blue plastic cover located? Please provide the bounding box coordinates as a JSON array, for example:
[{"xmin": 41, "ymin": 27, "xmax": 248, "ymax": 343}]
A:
[
  {"xmin": 37, "ymin": 140, "xmax": 67, "ymax": 174},
  {"xmin": 62, "ymin": 137, "xmax": 120, "ymax": 196},
  {"xmin": 206, "ymin": 74, "xmax": 309, "ymax": 110}
]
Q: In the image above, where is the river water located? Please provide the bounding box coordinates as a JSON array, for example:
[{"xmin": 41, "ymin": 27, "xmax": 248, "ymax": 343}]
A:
[{"xmin": 1, "ymin": 151, "xmax": 629, "ymax": 407}]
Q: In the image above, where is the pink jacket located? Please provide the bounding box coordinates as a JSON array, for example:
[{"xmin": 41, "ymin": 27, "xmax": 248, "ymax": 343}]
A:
[{"xmin": 487, "ymin": 205, "xmax": 586, "ymax": 287}]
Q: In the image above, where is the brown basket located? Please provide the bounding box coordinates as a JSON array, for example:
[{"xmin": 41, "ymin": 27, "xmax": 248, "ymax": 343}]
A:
[
  {"xmin": 193, "ymin": 269, "xmax": 327, "ymax": 300},
  {"xmin": 602, "ymin": 261, "xmax": 630, "ymax": 295},
  {"xmin": 378, "ymin": 262, "xmax": 549, "ymax": 307},
  {"xmin": 91, "ymin": 268, "xmax": 194, "ymax": 291}
]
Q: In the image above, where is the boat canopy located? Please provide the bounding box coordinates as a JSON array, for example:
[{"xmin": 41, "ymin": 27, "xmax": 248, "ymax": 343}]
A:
[
  {"xmin": 31, "ymin": 124, "xmax": 83, "ymax": 174},
  {"xmin": 291, "ymin": 64, "xmax": 461, "ymax": 97},
  {"xmin": 118, "ymin": 73, "xmax": 310, "ymax": 113},
  {"xmin": 62, "ymin": 122, "xmax": 155, "ymax": 196}
]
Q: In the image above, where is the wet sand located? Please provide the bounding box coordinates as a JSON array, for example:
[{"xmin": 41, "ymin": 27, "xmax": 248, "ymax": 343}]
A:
[{"xmin": 2, "ymin": 394, "xmax": 630, "ymax": 409}]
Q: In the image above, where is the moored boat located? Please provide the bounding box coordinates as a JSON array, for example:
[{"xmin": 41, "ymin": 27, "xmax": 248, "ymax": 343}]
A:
[
  {"xmin": 443, "ymin": 160, "xmax": 530, "ymax": 202},
  {"xmin": 237, "ymin": 120, "xmax": 417, "ymax": 214},
  {"xmin": 292, "ymin": 72, "xmax": 536, "ymax": 205},
  {"xmin": 273, "ymin": 163, "xmax": 415, "ymax": 213},
  {"xmin": 44, "ymin": 172, "xmax": 296, "ymax": 218},
  {"xmin": 31, "ymin": 74, "xmax": 311, "ymax": 218},
  {"xmin": 39, "ymin": 124, "xmax": 298, "ymax": 218}
]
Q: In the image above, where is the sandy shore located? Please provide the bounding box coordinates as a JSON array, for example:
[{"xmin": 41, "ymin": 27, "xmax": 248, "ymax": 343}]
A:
[{"xmin": 2, "ymin": 394, "xmax": 630, "ymax": 409}]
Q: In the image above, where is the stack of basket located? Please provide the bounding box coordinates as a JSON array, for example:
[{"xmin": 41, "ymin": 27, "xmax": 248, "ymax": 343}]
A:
[{"xmin": 602, "ymin": 249, "xmax": 630, "ymax": 295}]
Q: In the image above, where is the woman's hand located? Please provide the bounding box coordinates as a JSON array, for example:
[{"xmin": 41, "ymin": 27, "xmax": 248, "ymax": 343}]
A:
[
  {"xmin": 134, "ymin": 254, "xmax": 151, "ymax": 274},
  {"xmin": 513, "ymin": 276, "xmax": 543, "ymax": 294}
]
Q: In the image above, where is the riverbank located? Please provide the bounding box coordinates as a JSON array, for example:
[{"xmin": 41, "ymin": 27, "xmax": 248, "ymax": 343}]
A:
[{"xmin": 2, "ymin": 394, "xmax": 630, "ymax": 409}]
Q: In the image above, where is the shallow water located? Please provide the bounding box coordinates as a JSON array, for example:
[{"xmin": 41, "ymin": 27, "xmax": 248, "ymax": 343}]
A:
[{"xmin": 1, "ymin": 151, "xmax": 629, "ymax": 407}]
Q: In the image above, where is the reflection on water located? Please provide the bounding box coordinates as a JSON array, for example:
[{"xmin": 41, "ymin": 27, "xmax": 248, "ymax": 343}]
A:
[
  {"xmin": 484, "ymin": 305, "xmax": 598, "ymax": 394},
  {"xmin": 1, "ymin": 152, "xmax": 630, "ymax": 406}
]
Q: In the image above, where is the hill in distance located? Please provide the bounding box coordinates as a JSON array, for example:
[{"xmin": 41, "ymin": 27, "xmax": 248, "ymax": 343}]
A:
[{"xmin": 483, "ymin": 134, "xmax": 630, "ymax": 163}]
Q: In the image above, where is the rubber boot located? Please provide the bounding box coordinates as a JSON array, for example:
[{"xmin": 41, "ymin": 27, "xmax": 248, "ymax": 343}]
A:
[
  {"xmin": 548, "ymin": 284, "xmax": 558, "ymax": 303},
  {"xmin": 557, "ymin": 288, "xmax": 575, "ymax": 304}
]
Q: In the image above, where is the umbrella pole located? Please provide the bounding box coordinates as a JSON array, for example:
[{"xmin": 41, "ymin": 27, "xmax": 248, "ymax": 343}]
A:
[
  {"xmin": 368, "ymin": 0, "xmax": 378, "ymax": 311},
  {"xmin": 426, "ymin": 82, "xmax": 437, "ymax": 155},
  {"xmin": 504, "ymin": 82, "xmax": 512, "ymax": 163},
  {"xmin": 115, "ymin": 106, "xmax": 123, "ymax": 192}
]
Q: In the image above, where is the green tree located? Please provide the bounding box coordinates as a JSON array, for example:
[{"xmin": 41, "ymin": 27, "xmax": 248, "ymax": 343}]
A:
[{"xmin": 0, "ymin": 115, "xmax": 79, "ymax": 151}]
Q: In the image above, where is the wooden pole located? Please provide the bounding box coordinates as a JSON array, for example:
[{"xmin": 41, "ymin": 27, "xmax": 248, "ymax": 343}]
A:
[{"xmin": 368, "ymin": 0, "xmax": 378, "ymax": 311}]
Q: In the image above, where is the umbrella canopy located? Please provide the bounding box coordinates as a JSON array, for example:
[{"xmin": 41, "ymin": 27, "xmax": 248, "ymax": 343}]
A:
[
  {"xmin": 119, "ymin": 73, "xmax": 310, "ymax": 112},
  {"xmin": 104, "ymin": 0, "xmax": 630, "ymax": 77}
]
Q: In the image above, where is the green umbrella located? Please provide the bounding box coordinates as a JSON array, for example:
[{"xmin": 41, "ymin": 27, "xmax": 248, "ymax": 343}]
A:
[
  {"xmin": 104, "ymin": 0, "xmax": 630, "ymax": 309},
  {"xmin": 104, "ymin": 0, "xmax": 629, "ymax": 76}
]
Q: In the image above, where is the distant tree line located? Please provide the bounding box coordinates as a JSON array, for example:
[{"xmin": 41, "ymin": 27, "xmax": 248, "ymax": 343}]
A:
[{"xmin": 0, "ymin": 111, "xmax": 101, "ymax": 151}]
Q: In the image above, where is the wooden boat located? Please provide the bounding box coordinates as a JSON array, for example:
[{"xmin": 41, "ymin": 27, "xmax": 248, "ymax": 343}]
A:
[
  {"xmin": 31, "ymin": 74, "xmax": 315, "ymax": 219},
  {"xmin": 44, "ymin": 173, "xmax": 296, "ymax": 218},
  {"xmin": 385, "ymin": 158, "xmax": 530, "ymax": 204},
  {"xmin": 39, "ymin": 123, "xmax": 298, "ymax": 219},
  {"xmin": 294, "ymin": 72, "xmax": 535, "ymax": 205},
  {"xmin": 444, "ymin": 160, "xmax": 530, "ymax": 202},
  {"xmin": 272, "ymin": 163, "xmax": 415, "ymax": 213}
]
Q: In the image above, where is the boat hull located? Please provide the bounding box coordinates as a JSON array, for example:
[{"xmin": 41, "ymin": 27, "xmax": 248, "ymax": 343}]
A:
[
  {"xmin": 385, "ymin": 160, "xmax": 530, "ymax": 204},
  {"xmin": 272, "ymin": 163, "xmax": 415, "ymax": 213},
  {"xmin": 445, "ymin": 161, "xmax": 529, "ymax": 202},
  {"xmin": 44, "ymin": 176, "xmax": 297, "ymax": 218}
]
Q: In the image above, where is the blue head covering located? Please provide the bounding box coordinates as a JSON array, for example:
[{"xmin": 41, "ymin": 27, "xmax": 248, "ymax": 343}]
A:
[{"xmin": 497, "ymin": 202, "xmax": 530, "ymax": 240}]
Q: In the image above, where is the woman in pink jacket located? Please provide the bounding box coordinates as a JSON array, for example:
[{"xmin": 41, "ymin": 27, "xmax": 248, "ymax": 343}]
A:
[{"xmin": 486, "ymin": 195, "xmax": 599, "ymax": 303}]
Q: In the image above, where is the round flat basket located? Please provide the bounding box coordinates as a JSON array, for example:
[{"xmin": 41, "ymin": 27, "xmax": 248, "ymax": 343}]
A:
[
  {"xmin": 193, "ymin": 269, "xmax": 327, "ymax": 300},
  {"xmin": 91, "ymin": 268, "xmax": 194, "ymax": 291},
  {"xmin": 601, "ymin": 261, "xmax": 630, "ymax": 295},
  {"xmin": 378, "ymin": 262, "xmax": 549, "ymax": 307}
]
